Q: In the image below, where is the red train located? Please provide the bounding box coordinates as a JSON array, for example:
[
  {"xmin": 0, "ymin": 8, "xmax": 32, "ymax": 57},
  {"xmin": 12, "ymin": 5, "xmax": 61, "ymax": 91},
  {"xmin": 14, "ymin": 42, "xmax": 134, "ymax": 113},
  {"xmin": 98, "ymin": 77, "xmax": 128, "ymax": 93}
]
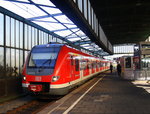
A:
[{"xmin": 22, "ymin": 43, "xmax": 110, "ymax": 96}]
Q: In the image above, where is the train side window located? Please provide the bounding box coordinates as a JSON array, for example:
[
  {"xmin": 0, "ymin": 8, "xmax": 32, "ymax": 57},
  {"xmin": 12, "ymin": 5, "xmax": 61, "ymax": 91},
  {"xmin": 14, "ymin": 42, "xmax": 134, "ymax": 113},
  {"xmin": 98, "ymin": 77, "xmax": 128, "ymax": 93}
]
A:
[
  {"xmin": 93, "ymin": 61, "xmax": 96, "ymax": 68},
  {"xmin": 87, "ymin": 60, "xmax": 89, "ymax": 69},
  {"xmin": 71, "ymin": 56, "xmax": 74, "ymax": 65},
  {"xmin": 75, "ymin": 59, "xmax": 79, "ymax": 71}
]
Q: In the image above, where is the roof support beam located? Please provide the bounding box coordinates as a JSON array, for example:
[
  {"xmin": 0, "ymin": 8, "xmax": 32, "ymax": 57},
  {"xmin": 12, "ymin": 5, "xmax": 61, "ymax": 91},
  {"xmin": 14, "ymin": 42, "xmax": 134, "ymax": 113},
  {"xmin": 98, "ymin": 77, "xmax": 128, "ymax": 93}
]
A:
[
  {"xmin": 28, "ymin": 13, "xmax": 64, "ymax": 20},
  {"xmin": 51, "ymin": 27, "xmax": 78, "ymax": 32},
  {"xmin": 32, "ymin": 20, "xmax": 74, "ymax": 25},
  {"xmin": 73, "ymin": 40, "xmax": 92, "ymax": 45}
]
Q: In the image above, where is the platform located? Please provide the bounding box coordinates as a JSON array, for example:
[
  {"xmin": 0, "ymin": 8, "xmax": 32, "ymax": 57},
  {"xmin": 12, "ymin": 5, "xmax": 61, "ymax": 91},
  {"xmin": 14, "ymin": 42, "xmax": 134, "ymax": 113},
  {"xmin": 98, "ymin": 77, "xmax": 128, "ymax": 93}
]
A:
[{"xmin": 38, "ymin": 72, "xmax": 150, "ymax": 114}]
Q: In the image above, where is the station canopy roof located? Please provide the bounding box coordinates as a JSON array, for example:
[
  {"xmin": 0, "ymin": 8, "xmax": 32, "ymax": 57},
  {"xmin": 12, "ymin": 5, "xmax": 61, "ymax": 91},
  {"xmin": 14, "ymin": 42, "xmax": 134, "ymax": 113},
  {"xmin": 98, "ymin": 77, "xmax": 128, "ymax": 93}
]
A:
[
  {"xmin": 0, "ymin": 0, "xmax": 109, "ymax": 56},
  {"xmin": 90, "ymin": 0, "xmax": 150, "ymax": 45}
]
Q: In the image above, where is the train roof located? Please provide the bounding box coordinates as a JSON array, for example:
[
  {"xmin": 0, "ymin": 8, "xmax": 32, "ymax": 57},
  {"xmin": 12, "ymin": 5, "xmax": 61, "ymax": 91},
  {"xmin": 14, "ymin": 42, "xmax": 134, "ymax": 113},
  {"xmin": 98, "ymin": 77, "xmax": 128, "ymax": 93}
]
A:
[
  {"xmin": 32, "ymin": 43, "xmax": 108, "ymax": 61},
  {"xmin": 33, "ymin": 43, "xmax": 64, "ymax": 48}
]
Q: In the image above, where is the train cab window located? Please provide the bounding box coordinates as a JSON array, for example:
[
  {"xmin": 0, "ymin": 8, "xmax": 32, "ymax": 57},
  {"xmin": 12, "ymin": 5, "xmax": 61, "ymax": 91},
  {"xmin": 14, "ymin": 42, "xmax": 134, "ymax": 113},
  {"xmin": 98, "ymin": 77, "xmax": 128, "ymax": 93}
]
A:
[
  {"xmin": 75, "ymin": 59, "xmax": 79, "ymax": 71},
  {"xmin": 28, "ymin": 46, "xmax": 61, "ymax": 68}
]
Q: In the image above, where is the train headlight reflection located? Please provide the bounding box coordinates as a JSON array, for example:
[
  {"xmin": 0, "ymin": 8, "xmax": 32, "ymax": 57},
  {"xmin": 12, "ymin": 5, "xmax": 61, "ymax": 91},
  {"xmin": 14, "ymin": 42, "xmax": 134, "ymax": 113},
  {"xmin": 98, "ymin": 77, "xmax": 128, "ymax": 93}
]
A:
[{"xmin": 52, "ymin": 76, "xmax": 60, "ymax": 82}]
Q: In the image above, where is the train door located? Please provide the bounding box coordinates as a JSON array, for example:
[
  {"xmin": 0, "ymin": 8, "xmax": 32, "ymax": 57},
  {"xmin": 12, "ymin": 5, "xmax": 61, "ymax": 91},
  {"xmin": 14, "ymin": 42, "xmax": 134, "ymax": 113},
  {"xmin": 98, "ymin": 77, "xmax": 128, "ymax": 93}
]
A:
[
  {"xmin": 89, "ymin": 60, "xmax": 92, "ymax": 75},
  {"xmin": 88, "ymin": 60, "xmax": 92, "ymax": 75},
  {"xmin": 85, "ymin": 59, "xmax": 90, "ymax": 76},
  {"xmin": 92, "ymin": 60, "xmax": 96, "ymax": 73},
  {"xmin": 74, "ymin": 57, "xmax": 80, "ymax": 81},
  {"xmin": 80, "ymin": 58, "xmax": 83, "ymax": 80},
  {"xmin": 96, "ymin": 60, "xmax": 99, "ymax": 72},
  {"xmin": 70, "ymin": 55, "xmax": 75, "ymax": 83}
]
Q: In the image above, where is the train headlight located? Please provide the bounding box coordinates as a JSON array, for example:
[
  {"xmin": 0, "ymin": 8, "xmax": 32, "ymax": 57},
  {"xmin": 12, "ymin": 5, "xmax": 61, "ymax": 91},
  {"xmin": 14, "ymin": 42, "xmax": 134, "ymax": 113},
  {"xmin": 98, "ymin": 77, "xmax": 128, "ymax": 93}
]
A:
[
  {"xmin": 52, "ymin": 76, "xmax": 60, "ymax": 82},
  {"xmin": 22, "ymin": 75, "xmax": 26, "ymax": 81}
]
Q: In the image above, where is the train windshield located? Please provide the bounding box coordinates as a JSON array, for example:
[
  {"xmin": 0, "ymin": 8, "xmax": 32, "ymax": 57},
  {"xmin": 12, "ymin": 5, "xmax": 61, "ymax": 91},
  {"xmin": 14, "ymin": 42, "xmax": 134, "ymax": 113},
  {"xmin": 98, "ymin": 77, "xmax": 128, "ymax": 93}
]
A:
[{"xmin": 28, "ymin": 46, "xmax": 61, "ymax": 68}]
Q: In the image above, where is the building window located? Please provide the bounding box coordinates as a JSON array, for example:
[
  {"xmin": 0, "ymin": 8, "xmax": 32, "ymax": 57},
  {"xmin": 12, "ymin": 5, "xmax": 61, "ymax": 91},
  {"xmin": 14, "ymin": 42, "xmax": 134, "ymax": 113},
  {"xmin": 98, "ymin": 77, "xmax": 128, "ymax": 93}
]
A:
[
  {"xmin": 16, "ymin": 49, "xmax": 20, "ymax": 76},
  {"xmin": 24, "ymin": 24, "xmax": 28, "ymax": 49},
  {"xmin": 0, "ymin": 13, "xmax": 4, "ymax": 46},
  {"xmin": 91, "ymin": 8, "xmax": 94, "ymax": 29},
  {"xmin": 11, "ymin": 48, "xmax": 15, "ymax": 76},
  {"xmin": 11, "ymin": 18, "xmax": 15, "ymax": 47},
  {"xmin": 16, "ymin": 20, "xmax": 20, "ymax": 48},
  {"xmin": 20, "ymin": 22, "xmax": 23, "ymax": 49},
  {"xmin": 77, "ymin": 0, "xmax": 83, "ymax": 12},
  {"xmin": 83, "ymin": 0, "xmax": 87, "ymax": 19},
  {"xmin": 0, "ymin": 47, "xmax": 4, "ymax": 78},
  {"xmin": 6, "ymin": 48, "xmax": 11, "ymax": 77},
  {"xmin": 19, "ymin": 50, "xmax": 23, "ymax": 74},
  {"xmin": 88, "ymin": 0, "xmax": 91, "ymax": 25},
  {"xmin": 6, "ymin": 16, "xmax": 10, "ymax": 46},
  {"xmin": 28, "ymin": 25, "xmax": 32, "ymax": 49}
]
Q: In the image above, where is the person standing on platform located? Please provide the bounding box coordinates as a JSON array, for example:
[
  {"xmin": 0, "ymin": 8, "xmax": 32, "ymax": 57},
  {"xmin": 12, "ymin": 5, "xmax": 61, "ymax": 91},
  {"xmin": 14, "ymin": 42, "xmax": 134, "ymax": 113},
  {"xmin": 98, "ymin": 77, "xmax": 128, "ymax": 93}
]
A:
[
  {"xmin": 110, "ymin": 64, "xmax": 113, "ymax": 73},
  {"xmin": 117, "ymin": 63, "xmax": 122, "ymax": 76}
]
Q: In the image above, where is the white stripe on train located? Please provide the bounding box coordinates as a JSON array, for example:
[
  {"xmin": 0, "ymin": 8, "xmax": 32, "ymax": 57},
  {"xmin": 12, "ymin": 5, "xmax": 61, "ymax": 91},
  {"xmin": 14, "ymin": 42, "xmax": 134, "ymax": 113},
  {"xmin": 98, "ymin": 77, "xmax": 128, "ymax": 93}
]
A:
[{"xmin": 22, "ymin": 69, "xmax": 107, "ymax": 89}]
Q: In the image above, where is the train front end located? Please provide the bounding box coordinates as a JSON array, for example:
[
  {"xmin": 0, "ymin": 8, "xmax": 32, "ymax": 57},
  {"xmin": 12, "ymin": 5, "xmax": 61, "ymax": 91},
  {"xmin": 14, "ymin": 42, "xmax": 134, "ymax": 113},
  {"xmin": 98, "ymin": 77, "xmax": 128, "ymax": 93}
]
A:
[{"xmin": 22, "ymin": 44, "xmax": 63, "ymax": 95}]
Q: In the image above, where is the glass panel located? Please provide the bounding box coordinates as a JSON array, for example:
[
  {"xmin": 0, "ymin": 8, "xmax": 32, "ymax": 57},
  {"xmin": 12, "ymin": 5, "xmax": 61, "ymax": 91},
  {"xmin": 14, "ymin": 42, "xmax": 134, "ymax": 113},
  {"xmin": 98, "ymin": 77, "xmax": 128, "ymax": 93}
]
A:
[
  {"xmin": 52, "ymin": 37, "xmax": 56, "ymax": 42},
  {"xmin": 16, "ymin": 49, "xmax": 19, "ymax": 76},
  {"xmin": 44, "ymin": 33, "xmax": 48, "ymax": 44},
  {"xmin": 11, "ymin": 18, "xmax": 15, "ymax": 47},
  {"xmin": 32, "ymin": 27, "xmax": 35, "ymax": 48},
  {"xmin": 83, "ymin": 0, "xmax": 87, "ymax": 19},
  {"xmin": 32, "ymin": 0, "xmax": 55, "ymax": 6},
  {"xmin": 6, "ymin": 16, "xmax": 10, "ymax": 46},
  {"xmin": 24, "ymin": 51, "xmax": 29, "ymax": 62},
  {"xmin": 11, "ymin": 49, "xmax": 15, "ymax": 76},
  {"xmin": 94, "ymin": 14, "xmax": 96, "ymax": 32},
  {"xmin": 25, "ymin": 24, "xmax": 28, "ymax": 49},
  {"xmin": 6, "ymin": 48, "xmax": 11, "ymax": 77},
  {"xmin": 46, "ymin": 33, "xmax": 48, "ymax": 44},
  {"xmin": 75, "ymin": 59, "xmax": 79, "ymax": 71},
  {"xmin": 43, "ymin": 32, "xmax": 46, "ymax": 44},
  {"xmin": 16, "ymin": 20, "xmax": 20, "ymax": 48},
  {"xmin": 35, "ymin": 28, "xmax": 38, "ymax": 45},
  {"xmin": 91, "ymin": 8, "xmax": 94, "ymax": 29},
  {"xmin": 0, "ymin": 0, "xmax": 46, "ymax": 19},
  {"xmin": 77, "ymin": 0, "xmax": 83, "ymax": 12},
  {"xmin": 39, "ymin": 31, "xmax": 43, "ymax": 45},
  {"xmin": 57, "ymin": 38, "xmax": 62, "ymax": 43},
  {"xmin": 88, "ymin": 0, "xmax": 91, "ymax": 25},
  {"xmin": 0, "ymin": 13, "xmax": 4, "ymax": 46},
  {"xmin": 20, "ymin": 50, "xmax": 23, "ymax": 74},
  {"xmin": 20, "ymin": 22, "xmax": 23, "ymax": 49},
  {"xmin": 42, "ymin": 31, "xmax": 44, "ymax": 44},
  {"xmin": 28, "ymin": 26, "xmax": 31, "ymax": 49},
  {"xmin": 0, "ymin": 47, "xmax": 4, "ymax": 78},
  {"xmin": 49, "ymin": 35, "xmax": 52, "ymax": 42}
]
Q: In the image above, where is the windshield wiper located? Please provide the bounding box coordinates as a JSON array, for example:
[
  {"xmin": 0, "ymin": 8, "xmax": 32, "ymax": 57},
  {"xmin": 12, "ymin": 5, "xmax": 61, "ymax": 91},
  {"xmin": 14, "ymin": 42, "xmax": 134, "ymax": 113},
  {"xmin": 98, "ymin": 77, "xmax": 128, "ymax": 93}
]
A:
[
  {"xmin": 40, "ymin": 57, "xmax": 52, "ymax": 68},
  {"xmin": 38, "ymin": 59, "xmax": 52, "ymax": 72},
  {"xmin": 42, "ymin": 59, "xmax": 52, "ymax": 66}
]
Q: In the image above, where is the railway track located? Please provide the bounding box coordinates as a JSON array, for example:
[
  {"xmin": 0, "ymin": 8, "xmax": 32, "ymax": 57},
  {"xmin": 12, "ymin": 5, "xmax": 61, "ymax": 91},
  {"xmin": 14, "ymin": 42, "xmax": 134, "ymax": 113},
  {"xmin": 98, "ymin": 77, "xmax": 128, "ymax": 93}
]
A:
[{"xmin": 6, "ymin": 98, "xmax": 57, "ymax": 114}]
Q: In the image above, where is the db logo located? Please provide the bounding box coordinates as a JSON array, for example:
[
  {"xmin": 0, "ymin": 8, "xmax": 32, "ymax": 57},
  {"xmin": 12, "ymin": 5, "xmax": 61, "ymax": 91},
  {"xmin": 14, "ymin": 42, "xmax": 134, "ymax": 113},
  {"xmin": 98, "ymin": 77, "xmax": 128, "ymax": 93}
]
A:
[{"xmin": 35, "ymin": 76, "xmax": 42, "ymax": 81}]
